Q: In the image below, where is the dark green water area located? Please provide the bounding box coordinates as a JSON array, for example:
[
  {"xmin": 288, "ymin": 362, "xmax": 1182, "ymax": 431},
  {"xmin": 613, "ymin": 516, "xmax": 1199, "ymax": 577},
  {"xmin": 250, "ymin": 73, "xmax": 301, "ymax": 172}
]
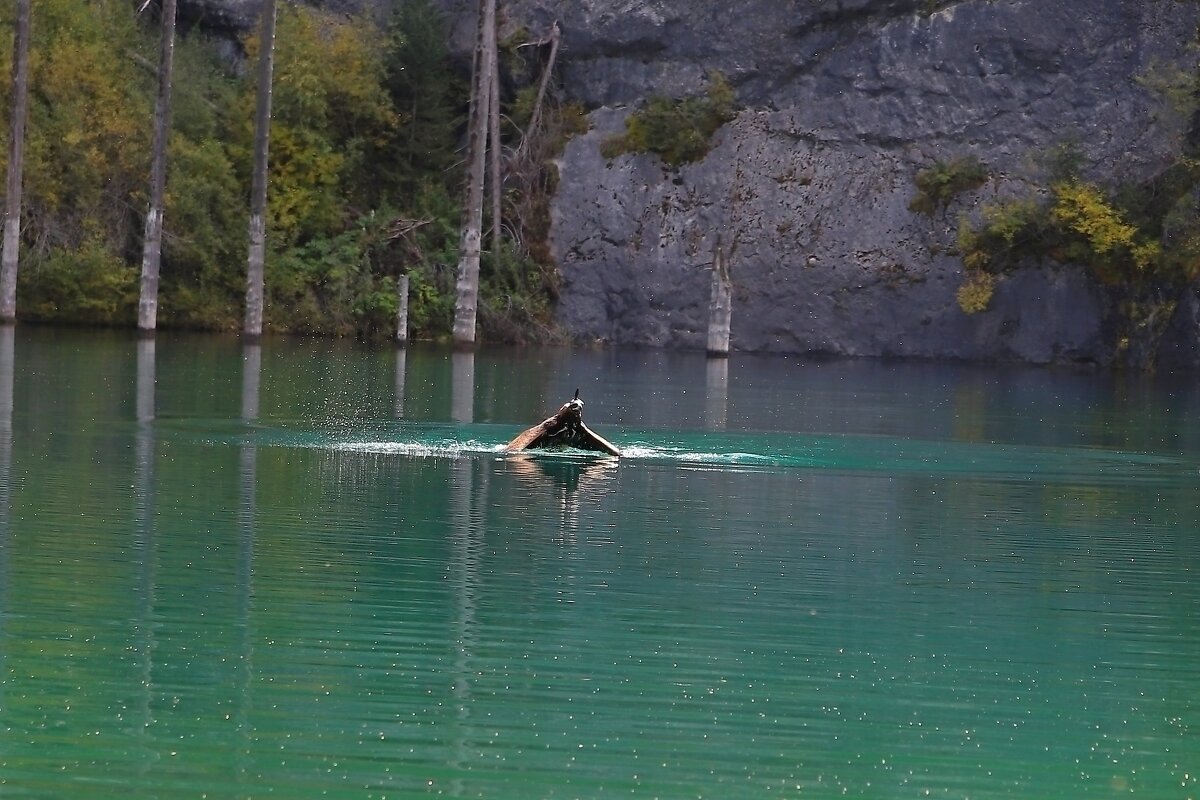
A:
[{"xmin": 0, "ymin": 327, "xmax": 1197, "ymax": 798}]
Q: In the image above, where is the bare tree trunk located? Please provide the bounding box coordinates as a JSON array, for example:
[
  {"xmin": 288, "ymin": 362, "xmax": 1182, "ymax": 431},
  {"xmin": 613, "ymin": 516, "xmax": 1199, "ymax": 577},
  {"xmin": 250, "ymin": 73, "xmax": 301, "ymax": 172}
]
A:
[
  {"xmin": 515, "ymin": 22, "xmax": 560, "ymax": 163},
  {"xmin": 244, "ymin": 0, "xmax": 277, "ymax": 340},
  {"xmin": 488, "ymin": 49, "xmax": 502, "ymax": 259},
  {"xmin": 0, "ymin": 0, "xmax": 31, "ymax": 324},
  {"xmin": 395, "ymin": 274, "xmax": 409, "ymax": 345},
  {"xmin": 452, "ymin": 0, "xmax": 496, "ymax": 348},
  {"xmin": 138, "ymin": 0, "xmax": 178, "ymax": 334},
  {"xmin": 706, "ymin": 146, "xmax": 745, "ymax": 358},
  {"xmin": 706, "ymin": 241, "xmax": 732, "ymax": 357}
]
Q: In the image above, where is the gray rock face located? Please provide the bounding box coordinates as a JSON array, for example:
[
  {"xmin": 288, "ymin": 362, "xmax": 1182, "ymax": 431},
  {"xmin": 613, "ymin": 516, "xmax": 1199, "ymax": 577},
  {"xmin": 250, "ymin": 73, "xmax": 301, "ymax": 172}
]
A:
[
  {"xmin": 555, "ymin": 105, "xmax": 1116, "ymax": 364},
  {"xmin": 180, "ymin": 0, "xmax": 262, "ymax": 35},
  {"xmin": 487, "ymin": 0, "xmax": 1199, "ymax": 365},
  {"xmin": 1159, "ymin": 286, "xmax": 1200, "ymax": 369}
]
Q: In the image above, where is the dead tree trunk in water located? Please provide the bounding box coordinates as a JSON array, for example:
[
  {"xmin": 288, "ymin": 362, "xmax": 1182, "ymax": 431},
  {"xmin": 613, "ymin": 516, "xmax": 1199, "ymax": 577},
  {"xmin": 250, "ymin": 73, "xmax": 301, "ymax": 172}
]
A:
[
  {"xmin": 0, "ymin": 0, "xmax": 31, "ymax": 324},
  {"xmin": 452, "ymin": 0, "xmax": 496, "ymax": 348},
  {"xmin": 706, "ymin": 145, "xmax": 746, "ymax": 358},
  {"xmin": 706, "ymin": 241, "xmax": 732, "ymax": 357},
  {"xmin": 244, "ymin": 0, "xmax": 277, "ymax": 340},
  {"xmin": 395, "ymin": 274, "xmax": 409, "ymax": 345},
  {"xmin": 138, "ymin": 0, "xmax": 178, "ymax": 334}
]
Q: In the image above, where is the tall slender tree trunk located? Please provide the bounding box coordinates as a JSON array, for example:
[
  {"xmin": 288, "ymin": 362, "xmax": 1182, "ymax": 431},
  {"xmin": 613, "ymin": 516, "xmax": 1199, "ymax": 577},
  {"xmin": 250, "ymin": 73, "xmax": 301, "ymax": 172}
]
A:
[
  {"xmin": 488, "ymin": 51, "xmax": 502, "ymax": 259},
  {"xmin": 138, "ymin": 0, "xmax": 178, "ymax": 334},
  {"xmin": 706, "ymin": 241, "xmax": 732, "ymax": 357},
  {"xmin": 707, "ymin": 148, "xmax": 744, "ymax": 358},
  {"xmin": 452, "ymin": 0, "xmax": 496, "ymax": 348},
  {"xmin": 395, "ymin": 274, "xmax": 409, "ymax": 345},
  {"xmin": 0, "ymin": 0, "xmax": 31, "ymax": 324},
  {"xmin": 245, "ymin": 0, "xmax": 277, "ymax": 340}
]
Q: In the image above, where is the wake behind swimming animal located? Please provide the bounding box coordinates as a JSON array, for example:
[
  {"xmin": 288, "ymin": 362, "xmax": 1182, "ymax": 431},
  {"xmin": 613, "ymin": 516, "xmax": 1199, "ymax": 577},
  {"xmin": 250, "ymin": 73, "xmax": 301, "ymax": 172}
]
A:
[{"xmin": 504, "ymin": 390, "xmax": 621, "ymax": 457}]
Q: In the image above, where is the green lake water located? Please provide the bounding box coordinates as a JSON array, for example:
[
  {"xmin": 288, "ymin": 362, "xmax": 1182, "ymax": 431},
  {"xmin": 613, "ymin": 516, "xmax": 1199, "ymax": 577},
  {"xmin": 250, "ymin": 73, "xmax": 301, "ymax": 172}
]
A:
[{"xmin": 0, "ymin": 327, "xmax": 1197, "ymax": 798}]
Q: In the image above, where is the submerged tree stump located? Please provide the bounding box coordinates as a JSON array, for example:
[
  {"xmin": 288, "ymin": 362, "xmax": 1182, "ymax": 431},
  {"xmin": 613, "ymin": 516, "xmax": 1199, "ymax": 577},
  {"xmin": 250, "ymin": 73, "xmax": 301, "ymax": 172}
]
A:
[
  {"xmin": 395, "ymin": 274, "xmax": 409, "ymax": 345},
  {"xmin": 706, "ymin": 244, "xmax": 732, "ymax": 357}
]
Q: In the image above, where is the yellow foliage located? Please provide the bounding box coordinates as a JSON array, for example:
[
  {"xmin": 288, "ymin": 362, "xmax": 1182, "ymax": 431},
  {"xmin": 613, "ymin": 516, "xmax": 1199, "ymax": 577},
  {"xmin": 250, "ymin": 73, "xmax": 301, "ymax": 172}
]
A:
[
  {"xmin": 1131, "ymin": 240, "xmax": 1162, "ymax": 272},
  {"xmin": 267, "ymin": 125, "xmax": 345, "ymax": 240},
  {"xmin": 241, "ymin": 5, "xmax": 399, "ymax": 246},
  {"xmin": 251, "ymin": 6, "xmax": 396, "ymax": 133},
  {"xmin": 13, "ymin": 0, "xmax": 147, "ymax": 253},
  {"xmin": 1051, "ymin": 181, "xmax": 1139, "ymax": 256},
  {"xmin": 956, "ymin": 270, "xmax": 995, "ymax": 314}
]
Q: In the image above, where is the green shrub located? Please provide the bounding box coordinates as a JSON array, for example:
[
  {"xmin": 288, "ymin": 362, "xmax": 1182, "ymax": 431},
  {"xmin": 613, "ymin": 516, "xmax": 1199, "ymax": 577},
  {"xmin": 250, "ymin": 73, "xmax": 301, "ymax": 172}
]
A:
[
  {"xmin": 1159, "ymin": 189, "xmax": 1200, "ymax": 281},
  {"xmin": 909, "ymin": 156, "xmax": 989, "ymax": 215},
  {"xmin": 953, "ymin": 177, "xmax": 1191, "ymax": 322},
  {"xmin": 19, "ymin": 242, "xmax": 138, "ymax": 324},
  {"xmin": 162, "ymin": 137, "xmax": 245, "ymax": 324},
  {"xmin": 268, "ymin": 209, "xmax": 407, "ymax": 337},
  {"xmin": 955, "ymin": 198, "xmax": 1045, "ymax": 273},
  {"xmin": 477, "ymin": 241, "xmax": 561, "ymax": 343},
  {"xmin": 600, "ymin": 72, "xmax": 735, "ymax": 167},
  {"xmin": 955, "ymin": 180, "xmax": 1166, "ymax": 282}
]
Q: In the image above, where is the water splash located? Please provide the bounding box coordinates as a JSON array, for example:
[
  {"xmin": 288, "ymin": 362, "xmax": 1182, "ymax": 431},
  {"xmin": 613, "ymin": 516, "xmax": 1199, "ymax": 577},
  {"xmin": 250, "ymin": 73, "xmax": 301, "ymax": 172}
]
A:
[
  {"xmin": 332, "ymin": 439, "xmax": 503, "ymax": 458},
  {"xmin": 176, "ymin": 419, "xmax": 1198, "ymax": 485}
]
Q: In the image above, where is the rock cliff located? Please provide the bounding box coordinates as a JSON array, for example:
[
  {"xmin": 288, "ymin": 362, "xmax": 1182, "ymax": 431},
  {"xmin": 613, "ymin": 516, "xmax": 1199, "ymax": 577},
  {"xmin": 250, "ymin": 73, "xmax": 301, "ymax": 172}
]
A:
[
  {"xmin": 193, "ymin": 0, "xmax": 1200, "ymax": 366},
  {"xmin": 459, "ymin": 0, "xmax": 1199, "ymax": 366}
]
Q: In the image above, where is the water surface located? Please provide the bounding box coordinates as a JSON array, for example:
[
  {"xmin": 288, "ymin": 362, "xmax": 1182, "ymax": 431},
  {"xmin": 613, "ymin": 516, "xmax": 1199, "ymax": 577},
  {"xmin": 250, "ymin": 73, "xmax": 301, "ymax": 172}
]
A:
[{"xmin": 0, "ymin": 328, "xmax": 1197, "ymax": 798}]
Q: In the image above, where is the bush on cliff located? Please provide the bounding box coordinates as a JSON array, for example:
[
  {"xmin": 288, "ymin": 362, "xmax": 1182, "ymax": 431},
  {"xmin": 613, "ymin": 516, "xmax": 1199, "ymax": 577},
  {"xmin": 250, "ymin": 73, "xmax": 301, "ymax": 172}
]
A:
[
  {"xmin": 600, "ymin": 72, "xmax": 735, "ymax": 167},
  {"xmin": 954, "ymin": 174, "xmax": 1195, "ymax": 321},
  {"xmin": 909, "ymin": 156, "xmax": 989, "ymax": 216},
  {"xmin": 1049, "ymin": 181, "xmax": 1161, "ymax": 281},
  {"xmin": 956, "ymin": 180, "xmax": 1170, "ymax": 290}
]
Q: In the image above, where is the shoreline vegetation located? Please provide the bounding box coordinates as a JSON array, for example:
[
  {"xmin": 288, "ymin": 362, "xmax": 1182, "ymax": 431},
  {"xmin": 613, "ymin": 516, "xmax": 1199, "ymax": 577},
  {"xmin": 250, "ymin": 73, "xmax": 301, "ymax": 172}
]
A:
[
  {"xmin": 3, "ymin": 1, "xmax": 1197, "ymax": 365},
  {"xmin": 0, "ymin": 0, "xmax": 572, "ymax": 344}
]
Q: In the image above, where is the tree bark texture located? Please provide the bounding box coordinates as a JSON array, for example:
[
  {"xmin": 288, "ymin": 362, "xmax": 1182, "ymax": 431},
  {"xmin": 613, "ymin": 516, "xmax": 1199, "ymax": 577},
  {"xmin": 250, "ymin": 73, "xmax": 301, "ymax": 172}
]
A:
[
  {"xmin": 138, "ymin": 0, "xmax": 178, "ymax": 333},
  {"xmin": 488, "ymin": 45, "xmax": 502, "ymax": 258},
  {"xmin": 0, "ymin": 0, "xmax": 31, "ymax": 323},
  {"xmin": 452, "ymin": 0, "xmax": 496, "ymax": 347},
  {"xmin": 244, "ymin": 0, "xmax": 277, "ymax": 339},
  {"xmin": 395, "ymin": 274, "xmax": 409, "ymax": 345},
  {"xmin": 706, "ymin": 244, "xmax": 732, "ymax": 357}
]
